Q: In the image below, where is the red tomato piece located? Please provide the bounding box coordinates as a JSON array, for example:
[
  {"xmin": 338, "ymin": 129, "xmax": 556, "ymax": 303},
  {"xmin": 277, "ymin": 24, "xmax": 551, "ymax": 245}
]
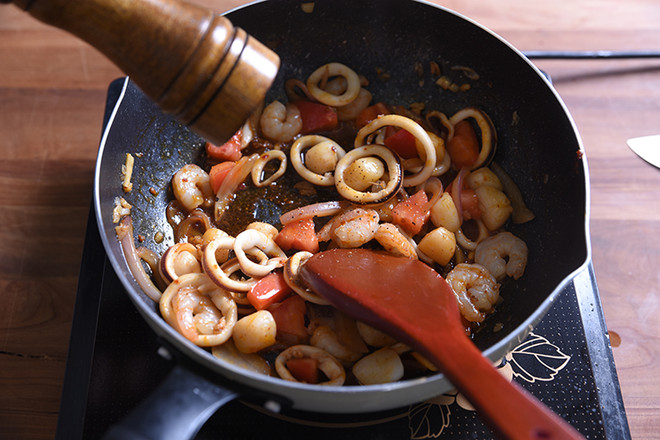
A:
[
  {"xmin": 247, "ymin": 271, "xmax": 293, "ymax": 310},
  {"xmin": 286, "ymin": 358, "xmax": 320, "ymax": 384},
  {"xmin": 268, "ymin": 295, "xmax": 308, "ymax": 345},
  {"xmin": 446, "ymin": 120, "xmax": 479, "ymax": 169},
  {"xmin": 460, "ymin": 188, "xmax": 482, "ymax": 220},
  {"xmin": 392, "ymin": 190, "xmax": 430, "ymax": 236},
  {"xmin": 355, "ymin": 102, "xmax": 389, "ymax": 128},
  {"xmin": 384, "ymin": 128, "xmax": 418, "ymax": 159},
  {"xmin": 206, "ymin": 130, "xmax": 243, "ymax": 161},
  {"xmin": 294, "ymin": 100, "xmax": 338, "ymax": 134},
  {"xmin": 275, "ymin": 218, "xmax": 319, "ymax": 253},
  {"xmin": 208, "ymin": 161, "xmax": 236, "ymax": 193}
]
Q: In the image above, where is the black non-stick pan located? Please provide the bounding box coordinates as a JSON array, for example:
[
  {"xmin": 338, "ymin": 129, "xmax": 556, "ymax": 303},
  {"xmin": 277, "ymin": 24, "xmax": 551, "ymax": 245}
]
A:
[{"xmin": 94, "ymin": 0, "xmax": 590, "ymax": 438}]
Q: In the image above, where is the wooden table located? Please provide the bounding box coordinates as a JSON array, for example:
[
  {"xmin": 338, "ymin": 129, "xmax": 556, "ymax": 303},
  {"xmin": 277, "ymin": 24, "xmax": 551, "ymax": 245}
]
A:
[{"xmin": 1, "ymin": 0, "xmax": 658, "ymax": 438}]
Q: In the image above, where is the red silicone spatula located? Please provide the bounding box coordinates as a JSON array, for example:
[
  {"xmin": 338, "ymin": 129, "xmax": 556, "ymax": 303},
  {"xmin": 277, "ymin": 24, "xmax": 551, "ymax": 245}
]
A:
[{"xmin": 299, "ymin": 248, "xmax": 584, "ymax": 440}]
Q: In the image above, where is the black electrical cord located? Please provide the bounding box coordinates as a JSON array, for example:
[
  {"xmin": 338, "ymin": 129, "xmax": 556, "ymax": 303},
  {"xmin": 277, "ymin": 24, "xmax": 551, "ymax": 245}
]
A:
[{"xmin": 523, "ymin": 50, "xmax": 660, "ymax": 59}]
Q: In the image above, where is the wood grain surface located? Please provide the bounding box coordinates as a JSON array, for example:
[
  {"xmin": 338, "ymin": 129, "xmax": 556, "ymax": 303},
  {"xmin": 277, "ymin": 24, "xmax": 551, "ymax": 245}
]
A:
[{"xmin": 1, "ymin": 0, "xmax": 659, "ymax": 438}]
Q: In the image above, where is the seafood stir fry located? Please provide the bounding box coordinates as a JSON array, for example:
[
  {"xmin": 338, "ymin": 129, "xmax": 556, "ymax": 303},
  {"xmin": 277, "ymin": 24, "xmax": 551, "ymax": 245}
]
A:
[{"xmin": 116, "ymin": 62, "xmax": 534, "ymax": 386}]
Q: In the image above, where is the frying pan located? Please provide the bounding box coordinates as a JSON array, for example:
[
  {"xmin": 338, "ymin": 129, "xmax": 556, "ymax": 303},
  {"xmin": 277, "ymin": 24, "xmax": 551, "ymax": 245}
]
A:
[{"xmin": 94, "ymin": 0, "xmax": 590, "ymax": 438}]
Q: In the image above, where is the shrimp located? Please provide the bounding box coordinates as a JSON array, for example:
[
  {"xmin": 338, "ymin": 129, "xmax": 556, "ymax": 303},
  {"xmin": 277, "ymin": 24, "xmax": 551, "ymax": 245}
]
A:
[
  {"xmin": 160, "ymin": 273, "xmax": 237, "ymax": 346},
  {"xmin": 172, "ymin": 164, "xmax": 214, "ymax": 212},
  {"xmin": 446, "ymin": 263, "xmax": 500, "ymax": 323},
  {"xmin": 259, "ymin": 100, "xmax": 302, "ymax": 142},
  {"xmin": 474, "ymin": 231, "xmax": 528, "ymax": 281},
  {"xmin": 318, "ymin": 208, "xmax": 379, "ymax": 248},
  {"xmin": 374, "ymin": 222, "xmax": 417, "ymax": 258},
  {"xmin": 337, "ymin": 87, "xmax": 373, "ymax": 121},
  {"xmin": 311, "ymin": 325, "xmax": 366, "ymax": 363}
]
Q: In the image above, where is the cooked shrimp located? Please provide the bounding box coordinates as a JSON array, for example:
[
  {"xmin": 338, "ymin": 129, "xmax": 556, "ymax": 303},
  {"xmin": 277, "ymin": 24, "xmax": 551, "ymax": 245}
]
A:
[
  {"xmin": 172, "ymin": 164, "xmax": 214, "ymax": 211},
  {"xmin": 259, "ymin": 100, "xmax": 302, "ymax": 142},
  {"xmin": 160, "ymin": 273, "xmax": 237, "ymax": 346},
  {"xmin": 311, "ymin": 325, "xmax": 366, "ymax": 363},
  {"xmin": 337, "ymin": 87, "xmax": 373, "ymax": 121},
  {"xmin": 374, "ymin": 222, "xmax": 417, "ymax": 258},
  {"xmin": 318, "ymin": 208, "xmax": 379, "ymax": 248},
  {"xmin": 474, "ymin": 231, "xmax": 528, "ymax": 281},
  {"xmin": 446, "ymin": 263, "xmax": 500, "ymax": 323}
]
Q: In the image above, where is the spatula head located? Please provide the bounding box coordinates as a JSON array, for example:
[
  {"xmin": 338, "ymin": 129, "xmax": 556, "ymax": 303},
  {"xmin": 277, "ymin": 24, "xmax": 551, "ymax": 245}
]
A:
[{"xmin": 299, "ymin": 248, "xmax": 464, "ymax": 357}]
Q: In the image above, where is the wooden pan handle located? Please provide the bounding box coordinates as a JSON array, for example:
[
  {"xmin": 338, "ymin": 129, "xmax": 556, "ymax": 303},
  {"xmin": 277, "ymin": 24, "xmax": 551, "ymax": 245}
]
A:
[{"xmin": 3, "ymin": 0, "xmax": 279, "ymax": 145}]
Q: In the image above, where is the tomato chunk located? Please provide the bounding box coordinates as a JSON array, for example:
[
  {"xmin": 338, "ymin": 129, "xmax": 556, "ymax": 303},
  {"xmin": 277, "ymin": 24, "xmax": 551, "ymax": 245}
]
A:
[
  {"xmin": 384, "ymin": 127, "xmax": 418, "ymax": 159},
  {"xmin": 286, "ymin": 358, "xmax": 320, "ymax": 384},
  {"xmin": 248, "ymin": 271, "xmax": 293, "ymax": 310},
  {"xmin": 447, "ymin": 120, "xmax": 479, "ymax": 168},
  {"xmin": 460, "ymin": 188, "xmax": 482, "ymax": 220},
  {"xmin": 268, "ymin": 295, "xmax": 308, "ymax": 344},
  {"xmin": 208, "ymin": 161, "xmax": 235, "ymax": 193},
  {"xmin": 206, "ymin": 130, "xmax": 243, "ymax": 161},
  {"xmin": 275, "ymin": 218, "xmax": 319, "ymax": 253},
  {"xmin": 392, "ymin": 190, "xmax": 430, "ymax": 236},
  {"xmin": 355, "ymin": 102, "xmax": 389, "ymax": 128},
  {"xmin": 294, "ymin": 100, "xmax": 338, "ymax": 134}
]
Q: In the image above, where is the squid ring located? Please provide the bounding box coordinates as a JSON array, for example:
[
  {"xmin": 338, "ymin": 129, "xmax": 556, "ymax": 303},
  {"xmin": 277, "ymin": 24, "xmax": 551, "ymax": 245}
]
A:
[
  {"xmin": 251, "ymin": 150, "xmax": 287, "ymax": 187},
  {"xmin": 355, "ymin": 114, "xmax": 436, "ymax": 187},
  {"xmin": 291, "ymin": 135, "xmax": 346, "ymax": 186},
  {"xmin": 425, "ymin": 110, "xmax": 454, "ymax": 140},
  {"xmin": 233, "ymin": 229, "xmax": 287, "ymax": 278},
  {"xmin": 202, "ymin": 235, "xmax": 256, "ymax": 292},
  {"xmin": 449, "ymin": 107, "xmax": 497, "ymax": 170},
  {"xmin": 159, "ymin": 273, "xmax": 237, "ymax": 347},
  {"xmin": 284, "ymin": 251, "xmax": 331, "ymax": 305},
  {"xmin": 218, "ymin": 258, "xmax": 254, "ymax": 306},
  {"xmin": 455, "ymin": 219, "xmax": 490, "ymax": 251},
  {"xmin": 306, "ymin": 62, "xmax": 361, "ymax": 107},
  {"xmin": 334, "ymin": 145, "xmax": 402, "ymax": 204},
  {"xmin": 275, "ymin": 345, "xmax": 346, "ymax": 386},
  {"xmin": 159, "ymin": 242, "xmax": 202, "ymax": 284}
]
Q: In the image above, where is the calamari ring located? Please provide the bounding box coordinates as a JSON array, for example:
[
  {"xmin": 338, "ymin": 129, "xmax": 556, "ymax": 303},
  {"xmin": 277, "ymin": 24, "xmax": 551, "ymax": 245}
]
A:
[
  {"xmin": 251, "ymin": 149, "xmax": 287, "ymax": 187},
  {"xmin": 306, "ymin": 62, "xmax": 361, "ymax": 107},
  {"xmin": 233, "ymin": 229, "xmax": 287, "ymax": 278},
  {"xmin": 202, "ymin": 235, "xmax": 256, "ymax": 292},
  {"xmin": 284, "ymin": 251, "xmax": 331, "ymax": 305},
  {"xmin": 275, "ymin": 345, "xmax": 346, "ymax": 386},
  {"xmin": 174, "ymin": 208, "xmax": 214, "ymax": 244},
  {"xmin": 449, "ymin": 107, "xmax": 497, "ymax": 170},
  {"xmin": 355, "ymin": 114, "xmax": 436, "ymax": 187},
  {"xmin": 291, "ymin": 135, "xmax": 346, "ymax": 186},
  {"xmin": 159, "ymin": 242, "xmax": 202, "ymax": 284},
  {"xmin": 334, "ymin": 145, "xmax": 402, "ymax": 204},
  {"xmin": 455, "ymin": 219, "xmax": 490, "ymax": 251},
  {"xmin": 218, "ymin": 258, "xmax": 254, "ymax": 306},
  {"xmin": 159, "ymin": 273, "xmax": 237, "ymax": 347},
  {"xmin": 246, "ymin": 221, "xmax": 279, "ymax": 240},
  {"xmin": 425, "ymin": 110, "xmax": 454, "ymax": 140}
]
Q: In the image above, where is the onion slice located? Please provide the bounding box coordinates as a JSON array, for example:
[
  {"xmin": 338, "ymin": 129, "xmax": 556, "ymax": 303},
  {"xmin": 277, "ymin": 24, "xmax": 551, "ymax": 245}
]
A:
[
  {"xmin": 449, "ymin": 167, "xmax": 469, "ymax": 225},
  {"xmin": 214, "ymin": 153, "xmax": 259, "ymax": 222},
  {"xmin": 280, "ymin": 201, "xmax": 346, "ymax": 225},
  {"xmin": 115, "ymin": 216, "xmax": 162, "ymax": 302},
  {"xmin": 490, "ymin": 161, "xmax": 535, "ymax": 224}
]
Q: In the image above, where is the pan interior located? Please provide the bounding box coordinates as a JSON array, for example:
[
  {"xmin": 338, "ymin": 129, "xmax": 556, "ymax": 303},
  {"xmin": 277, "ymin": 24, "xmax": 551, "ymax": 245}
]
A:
[{"xmin": 95, "ymin": 0, "xmax": 588, "ymax": 410}]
